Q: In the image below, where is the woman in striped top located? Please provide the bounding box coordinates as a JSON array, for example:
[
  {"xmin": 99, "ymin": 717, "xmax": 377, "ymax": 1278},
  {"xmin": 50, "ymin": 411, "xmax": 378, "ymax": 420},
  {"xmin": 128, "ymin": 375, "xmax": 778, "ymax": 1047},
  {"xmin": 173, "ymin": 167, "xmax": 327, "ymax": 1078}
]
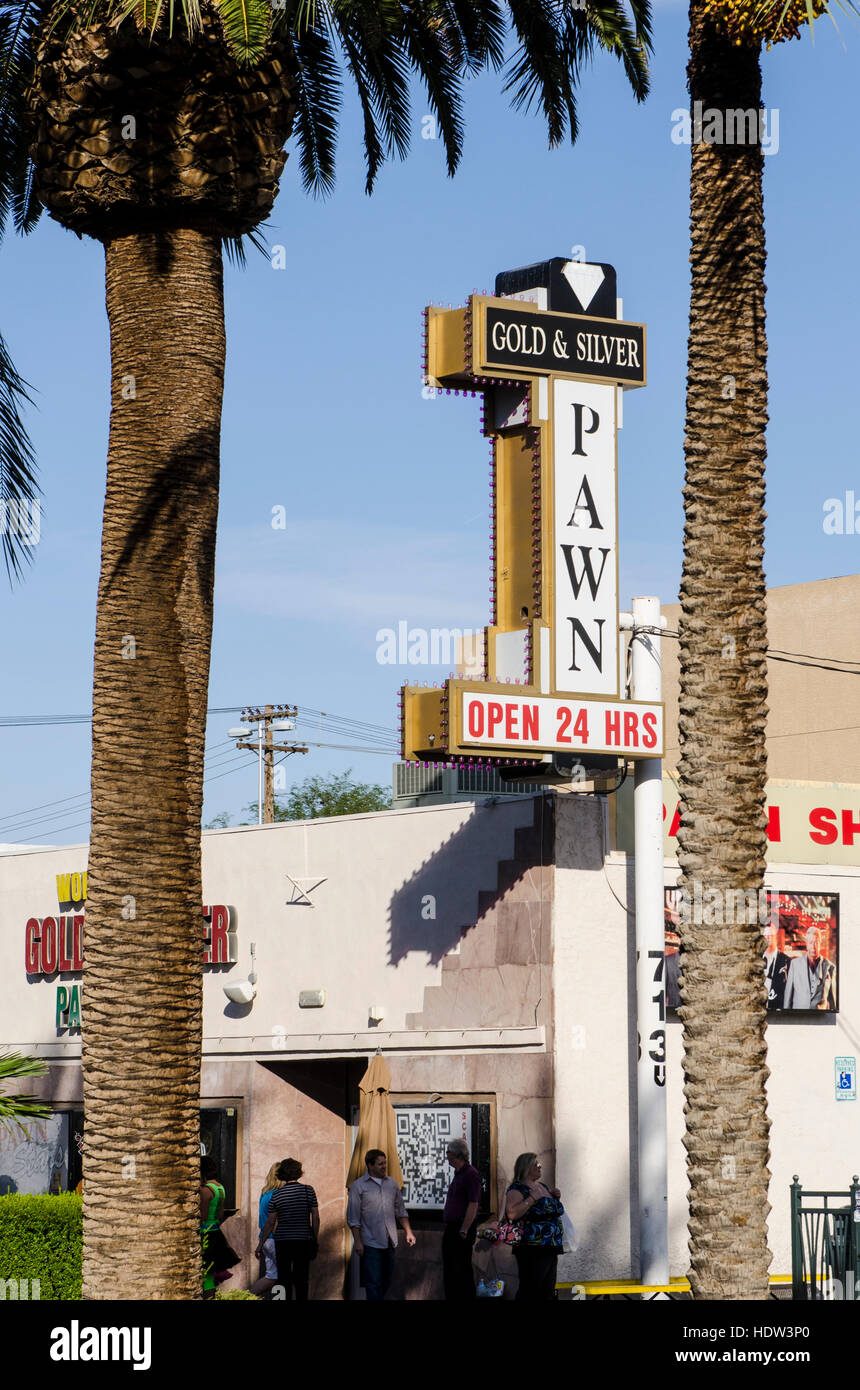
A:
[{"xmin": 255, "ymin": 1158, "xmax": 319, "ymax": 1301}]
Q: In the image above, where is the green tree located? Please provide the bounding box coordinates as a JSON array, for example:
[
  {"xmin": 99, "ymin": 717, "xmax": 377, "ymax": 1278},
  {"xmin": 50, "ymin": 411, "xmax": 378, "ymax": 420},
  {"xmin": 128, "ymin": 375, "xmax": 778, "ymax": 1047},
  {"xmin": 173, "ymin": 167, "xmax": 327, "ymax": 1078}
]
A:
[
  {"xmin": 250, "ymin": 768, "xmax": 392, "ymax": 821},
  {"xmin": 0, "ymin": 0, "xmax": 650, "ymax": 1298},
  {"xmin": 677, "ymin": 0, "xmax": 831, "ymax": 1299}
]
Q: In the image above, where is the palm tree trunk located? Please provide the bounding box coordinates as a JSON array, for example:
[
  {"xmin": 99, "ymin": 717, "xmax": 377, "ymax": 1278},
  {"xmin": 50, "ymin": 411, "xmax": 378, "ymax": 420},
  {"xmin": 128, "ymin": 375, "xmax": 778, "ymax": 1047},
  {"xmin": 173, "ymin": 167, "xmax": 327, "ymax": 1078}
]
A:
[
  {"xmin": 82, "ymin": 228, "xmax": 225, "ymax": 1299},
  {"xmin": 678, "ymin": 4, "xmax": 771, "ymax": 1299}
]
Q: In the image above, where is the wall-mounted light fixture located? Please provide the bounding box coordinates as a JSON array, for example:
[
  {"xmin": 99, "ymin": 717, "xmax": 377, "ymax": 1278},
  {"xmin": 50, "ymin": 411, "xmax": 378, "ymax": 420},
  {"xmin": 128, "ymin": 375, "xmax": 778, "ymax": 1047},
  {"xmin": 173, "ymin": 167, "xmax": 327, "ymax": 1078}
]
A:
[{"xmin": 223, "ymin": 942, "xmax": 257, "ymax": 1006}]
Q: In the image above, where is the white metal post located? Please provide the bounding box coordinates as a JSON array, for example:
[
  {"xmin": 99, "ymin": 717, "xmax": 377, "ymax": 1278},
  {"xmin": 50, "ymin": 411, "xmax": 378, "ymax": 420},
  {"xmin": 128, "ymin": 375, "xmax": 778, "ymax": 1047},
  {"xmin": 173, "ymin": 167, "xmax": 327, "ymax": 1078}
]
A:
[
  {"xmin": 257, "ymin": 720, "xmax": 263, "ymax": 826},
  {"xmin": 631, "ymin": 594, "xmax": 669, "ymax": 1285}
]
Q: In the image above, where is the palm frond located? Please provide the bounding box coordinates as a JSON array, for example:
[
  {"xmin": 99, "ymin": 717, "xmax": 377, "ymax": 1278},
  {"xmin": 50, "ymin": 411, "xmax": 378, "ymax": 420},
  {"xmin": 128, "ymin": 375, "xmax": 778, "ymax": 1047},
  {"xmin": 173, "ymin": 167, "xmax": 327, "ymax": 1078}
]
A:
[
  {"xmin": 452, "ymin": 0, "xmax": 508, "ymax": 71},
  {"xmin": 579, "ymin": 0, "xmax": 650, "ymax": 103},
  {"xmin": 753, "ymin": 0, "xmax": 860, "ymax": 41},
  {"xmin": 223, "ymin": 225, "xmax": 268, "ymax": 264},
  {"xmin": 11, "ymin": 147, "xmax": 40, "ymax": 233},
  {"xmin": 49, "ymin": 0, "xmax": 276, "ymax": 62},
  {"xmin": 330, "ymin": 15, "xmax": 387, "ymax": 192},
  {"xmin": 0, "ymin": 1050, "xmax": 49, "ymax": 1135},
  {"xmin": 329, "ymin": 0, "xmax": 508, "ymax": 191},
  {"xmin": 215, "ymin": 0, "xmax": 271, "ymax": 62},
  {"xmin": 337, "ymin": 1, "xmax": 412, "ymax": 159},
  {"xmin": 505, "ymin": 0, "xmax": 575, "ymax": 146},
  {"xmin": 0, "ymin": 0, "xmax": 43, "ymax": 240},
  {"xmin": 399, "ymin": 3, "xmax": 466, "ymax": 178},
  {"xmin": 279, "ymin": 10, "xmax": 340, "ymax": 194},
  {"xmin": 504, "ymin": 0, "xmax": 650, "ymax": 145},
  {"xmin": 0, "ymin": 329, "xmax": 39, "ymax": 584}
]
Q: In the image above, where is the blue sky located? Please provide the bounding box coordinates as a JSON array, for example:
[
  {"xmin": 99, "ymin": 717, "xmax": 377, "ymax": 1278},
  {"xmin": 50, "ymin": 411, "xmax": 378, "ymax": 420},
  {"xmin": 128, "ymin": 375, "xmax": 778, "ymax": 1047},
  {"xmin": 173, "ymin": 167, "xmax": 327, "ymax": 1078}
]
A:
[{"xmin": 1, "ymin": 3, "xmax": 858, "ymax": 841}]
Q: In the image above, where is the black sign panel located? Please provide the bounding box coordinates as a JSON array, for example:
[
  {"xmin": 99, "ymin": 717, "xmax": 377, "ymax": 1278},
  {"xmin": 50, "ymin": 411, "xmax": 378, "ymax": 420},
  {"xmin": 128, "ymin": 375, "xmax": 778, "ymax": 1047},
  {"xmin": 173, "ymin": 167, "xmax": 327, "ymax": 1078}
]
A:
[
  {"xmin": 482, "ymin": 303, "xmax": 646, "ymax": 386},
  {"xmin": 495, "ymin": 257, "xmax": 618, "ymax": 319}
]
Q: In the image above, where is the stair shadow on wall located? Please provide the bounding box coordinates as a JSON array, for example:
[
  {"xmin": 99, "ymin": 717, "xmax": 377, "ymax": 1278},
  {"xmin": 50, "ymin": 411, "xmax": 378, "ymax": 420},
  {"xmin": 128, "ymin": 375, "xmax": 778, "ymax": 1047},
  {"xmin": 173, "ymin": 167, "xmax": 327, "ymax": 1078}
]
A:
[{"xmin": 387, "ymin": 795, "xmax": 552, "ymax": 967}]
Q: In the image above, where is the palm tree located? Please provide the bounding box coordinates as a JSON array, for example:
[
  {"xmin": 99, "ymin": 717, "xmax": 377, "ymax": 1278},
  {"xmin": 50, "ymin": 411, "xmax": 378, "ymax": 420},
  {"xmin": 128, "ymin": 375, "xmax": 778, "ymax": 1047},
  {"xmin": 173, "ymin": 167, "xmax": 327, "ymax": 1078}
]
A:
[
  {"xmin": 677, "ymin": 0, "xmax": 826, "ymax": 1299},
  {"xmin": 0, "ymin": 0, "xmax": 650, "ymax": 1298}
]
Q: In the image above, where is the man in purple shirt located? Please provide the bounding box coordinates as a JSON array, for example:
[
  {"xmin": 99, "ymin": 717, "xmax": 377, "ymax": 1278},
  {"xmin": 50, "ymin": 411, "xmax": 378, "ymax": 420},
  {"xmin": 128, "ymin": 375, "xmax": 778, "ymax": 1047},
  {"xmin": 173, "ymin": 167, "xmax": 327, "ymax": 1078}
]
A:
[{"xmin": 442, "ymin": 1138, "xmax": 481, "ymax": 1300}]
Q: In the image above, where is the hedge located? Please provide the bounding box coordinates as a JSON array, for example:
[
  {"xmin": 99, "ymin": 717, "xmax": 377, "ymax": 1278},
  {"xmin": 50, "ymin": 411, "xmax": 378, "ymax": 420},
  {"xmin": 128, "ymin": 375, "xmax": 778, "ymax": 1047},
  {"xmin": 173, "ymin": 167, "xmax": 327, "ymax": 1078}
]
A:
[{"xmin": 0, "ymin": 1194, "xmax": 82, "ymax": 1300}]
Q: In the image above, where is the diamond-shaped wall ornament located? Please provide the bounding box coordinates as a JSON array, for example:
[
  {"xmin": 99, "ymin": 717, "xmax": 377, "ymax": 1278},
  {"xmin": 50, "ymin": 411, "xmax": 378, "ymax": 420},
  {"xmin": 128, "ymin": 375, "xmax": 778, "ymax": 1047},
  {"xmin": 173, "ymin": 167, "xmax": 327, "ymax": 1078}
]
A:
[{"xmin": 285, "ymin": 875, "xmax": 327, "ymax": 906}]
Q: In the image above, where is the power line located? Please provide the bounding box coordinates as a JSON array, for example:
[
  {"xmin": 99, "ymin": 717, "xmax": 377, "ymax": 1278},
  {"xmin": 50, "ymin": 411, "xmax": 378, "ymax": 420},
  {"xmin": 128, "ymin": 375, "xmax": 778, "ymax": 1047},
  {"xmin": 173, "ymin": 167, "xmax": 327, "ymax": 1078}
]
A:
[
  {"xmin": 0, "ymin": 790, "xmax": 90, "ymax": 826},
  {"xmin": 0, "ymin": 705, "xmax": 401, "ymax": 738},
  {"xmin": 768, "ymin": 647, "xmax": 860, "ymax": 667},
  {"xmin": 1, "ymin": 734, "xmax": 398, "ymax": 843},
  {"xmin": 636, "ymin": 627, "xmax": 860, "ymax": 676},
  {"xmin": 1, "ymin": 741, "xmax": 247, "ymax": 842},
  {"xmin": 766, "ymin": 654, "xmax": 860, "ymax": 675}
]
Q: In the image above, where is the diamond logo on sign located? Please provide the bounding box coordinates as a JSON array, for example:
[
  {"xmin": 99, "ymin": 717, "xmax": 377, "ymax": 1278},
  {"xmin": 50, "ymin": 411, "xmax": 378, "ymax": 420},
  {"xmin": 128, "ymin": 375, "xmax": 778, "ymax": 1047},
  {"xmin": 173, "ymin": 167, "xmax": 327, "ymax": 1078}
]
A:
[
  {"xmin": 835, "ymin": 1056, "xmax": 856, "ymax": 1101},
  {"xmin": 561, "ymin": 261, "xmax": 606, "ymax": 312}
]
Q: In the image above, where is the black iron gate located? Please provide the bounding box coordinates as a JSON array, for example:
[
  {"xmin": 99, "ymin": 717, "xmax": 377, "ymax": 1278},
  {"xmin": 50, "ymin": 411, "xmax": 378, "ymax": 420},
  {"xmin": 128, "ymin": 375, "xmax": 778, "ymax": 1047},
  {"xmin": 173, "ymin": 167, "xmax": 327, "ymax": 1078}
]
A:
[{"xmin": 790, "ymin": 1175, "xmax": 860, "ymax": 1300}]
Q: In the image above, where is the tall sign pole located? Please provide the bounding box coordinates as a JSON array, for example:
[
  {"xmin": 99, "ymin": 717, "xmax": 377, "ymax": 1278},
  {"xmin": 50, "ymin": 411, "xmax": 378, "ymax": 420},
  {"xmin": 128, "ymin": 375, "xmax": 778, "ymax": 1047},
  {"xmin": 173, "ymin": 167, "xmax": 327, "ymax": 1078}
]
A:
[
  {"xmin": 629, "ymin": 595, "xmax": 669, "ymax": 1285},
  {"xmin": 401, "ymin": 258, "xmax": 668, "ymax": 1281}
]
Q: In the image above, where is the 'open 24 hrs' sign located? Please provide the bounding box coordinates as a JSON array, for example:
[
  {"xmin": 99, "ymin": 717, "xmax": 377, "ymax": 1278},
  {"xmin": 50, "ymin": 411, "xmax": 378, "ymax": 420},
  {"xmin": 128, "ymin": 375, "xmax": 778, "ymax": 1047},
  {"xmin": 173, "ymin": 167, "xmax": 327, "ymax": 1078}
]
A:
[{"xmin": 458, "ymin": 691, "xmax": 663, "ymax": 758}]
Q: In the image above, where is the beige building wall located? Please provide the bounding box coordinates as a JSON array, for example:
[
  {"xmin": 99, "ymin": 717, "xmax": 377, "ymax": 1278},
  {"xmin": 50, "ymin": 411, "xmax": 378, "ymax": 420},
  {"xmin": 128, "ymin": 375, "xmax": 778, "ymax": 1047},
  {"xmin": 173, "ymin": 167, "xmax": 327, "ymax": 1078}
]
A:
[
  {"xmin": 614, "ymin": 776, "xmax": 860, "ymax": 866},
  {"xmin": 553, "ymin": 796, "xmax": 640, "ymax": 1283},
  {"xmin": 552, "ymin": 790, "xmax": 860, "ymax": 1284},
  {"xmin": 660, "ymin": 574, "xmax": 860, "ymax": 782}
]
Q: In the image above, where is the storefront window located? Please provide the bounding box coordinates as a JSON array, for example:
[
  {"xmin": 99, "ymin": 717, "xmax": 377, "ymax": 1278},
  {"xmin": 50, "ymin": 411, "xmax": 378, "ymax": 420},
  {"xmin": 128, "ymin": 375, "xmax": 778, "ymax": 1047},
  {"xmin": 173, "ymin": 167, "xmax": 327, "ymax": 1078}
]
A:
[
  {"xmin": 20, "ymin": 1108, "xmax": 240, "ymax": 1205},
  {"xmin": 200, "ymin": 1108, "xmax": 239, "ymax": 1211},
  {"xmin": 0, "ymin": 1112, "xmax": 69, "ymax": 1195}
]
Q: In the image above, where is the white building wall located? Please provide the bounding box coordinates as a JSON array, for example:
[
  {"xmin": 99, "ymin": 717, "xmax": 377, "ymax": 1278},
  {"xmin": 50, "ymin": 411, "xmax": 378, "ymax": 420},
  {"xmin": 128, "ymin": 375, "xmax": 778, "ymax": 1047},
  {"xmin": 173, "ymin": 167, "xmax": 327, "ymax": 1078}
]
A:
[
  {"xmin": 0, "ymin": 797, "xmax": 540, "ymax": 1056},
  {"xmin": 554, "ymin": 792, "xmax": 860, "ymax": 1284},
  {"xmin": 553, "ymin": 796, "xmax": 637, "ymax": 1282}
]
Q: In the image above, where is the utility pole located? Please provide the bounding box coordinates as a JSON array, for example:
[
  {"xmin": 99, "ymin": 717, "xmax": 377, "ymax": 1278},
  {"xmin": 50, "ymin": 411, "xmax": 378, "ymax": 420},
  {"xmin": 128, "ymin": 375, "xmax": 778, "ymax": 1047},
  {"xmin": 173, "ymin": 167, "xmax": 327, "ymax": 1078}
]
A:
[{"xmin": 233, "ymin": 705, "xmax": 309, "ymax": 824}]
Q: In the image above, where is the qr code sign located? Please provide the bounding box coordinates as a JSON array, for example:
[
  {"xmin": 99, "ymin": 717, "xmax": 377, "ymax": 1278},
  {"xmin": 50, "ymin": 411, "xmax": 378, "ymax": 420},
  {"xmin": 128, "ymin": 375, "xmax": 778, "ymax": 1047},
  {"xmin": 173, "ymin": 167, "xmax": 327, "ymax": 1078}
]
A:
[{"xmin": 394, "ymin": 1107, "xmax": 471, "ymax": 1210}]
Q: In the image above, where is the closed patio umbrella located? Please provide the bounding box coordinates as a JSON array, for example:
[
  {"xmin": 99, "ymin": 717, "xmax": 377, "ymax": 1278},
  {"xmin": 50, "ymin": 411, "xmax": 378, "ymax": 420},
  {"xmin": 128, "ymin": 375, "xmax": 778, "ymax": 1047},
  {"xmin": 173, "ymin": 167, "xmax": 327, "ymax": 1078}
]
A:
[{"xmin": 346, "ymin": 1052, "xmax": 404, "ymax": 1189}]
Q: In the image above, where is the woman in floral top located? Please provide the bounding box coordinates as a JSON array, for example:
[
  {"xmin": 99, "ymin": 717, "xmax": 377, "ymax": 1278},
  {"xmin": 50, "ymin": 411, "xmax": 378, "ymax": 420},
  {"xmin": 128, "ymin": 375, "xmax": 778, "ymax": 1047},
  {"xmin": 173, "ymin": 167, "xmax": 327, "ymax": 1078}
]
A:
[{"xmin": 505, "ymin": 1152, "xmax": 564, "ymax": 1300}]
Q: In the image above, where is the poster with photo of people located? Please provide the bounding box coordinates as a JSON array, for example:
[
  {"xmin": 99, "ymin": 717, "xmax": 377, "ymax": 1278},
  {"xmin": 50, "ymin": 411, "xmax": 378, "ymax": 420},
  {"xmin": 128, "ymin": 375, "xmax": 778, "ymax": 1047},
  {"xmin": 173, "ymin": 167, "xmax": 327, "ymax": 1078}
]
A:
[{"xmin": 664, "ymin": 889, "xmax": 839, "ymax": 1015}]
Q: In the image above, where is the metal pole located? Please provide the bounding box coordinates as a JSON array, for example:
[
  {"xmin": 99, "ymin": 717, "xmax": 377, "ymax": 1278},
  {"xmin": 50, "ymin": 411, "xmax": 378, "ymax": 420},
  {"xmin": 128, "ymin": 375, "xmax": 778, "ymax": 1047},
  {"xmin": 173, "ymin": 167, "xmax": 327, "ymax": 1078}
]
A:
[
  {"xmin": 631, "ymin": 594, "xmax": 669, "ymax": 1285},
  {"xmin": 257, "ymin": 719, "xmax": 263, "ymax": 826}
]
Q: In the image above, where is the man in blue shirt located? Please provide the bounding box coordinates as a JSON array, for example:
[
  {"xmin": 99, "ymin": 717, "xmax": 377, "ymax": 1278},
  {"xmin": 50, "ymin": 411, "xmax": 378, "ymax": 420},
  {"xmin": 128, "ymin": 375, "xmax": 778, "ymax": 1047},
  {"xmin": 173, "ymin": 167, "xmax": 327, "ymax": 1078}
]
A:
[{"xmin": 347, "ymin": 1150, "xmax": 416, "ymax": 1301}]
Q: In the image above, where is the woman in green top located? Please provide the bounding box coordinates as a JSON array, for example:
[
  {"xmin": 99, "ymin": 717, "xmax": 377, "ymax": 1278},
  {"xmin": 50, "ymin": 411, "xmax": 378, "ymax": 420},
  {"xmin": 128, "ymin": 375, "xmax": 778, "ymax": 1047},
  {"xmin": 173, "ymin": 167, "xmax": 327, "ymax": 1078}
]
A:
[{"xmin": 200, "ymin": 1156, "xmax": 225, "ymax": 1298}]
